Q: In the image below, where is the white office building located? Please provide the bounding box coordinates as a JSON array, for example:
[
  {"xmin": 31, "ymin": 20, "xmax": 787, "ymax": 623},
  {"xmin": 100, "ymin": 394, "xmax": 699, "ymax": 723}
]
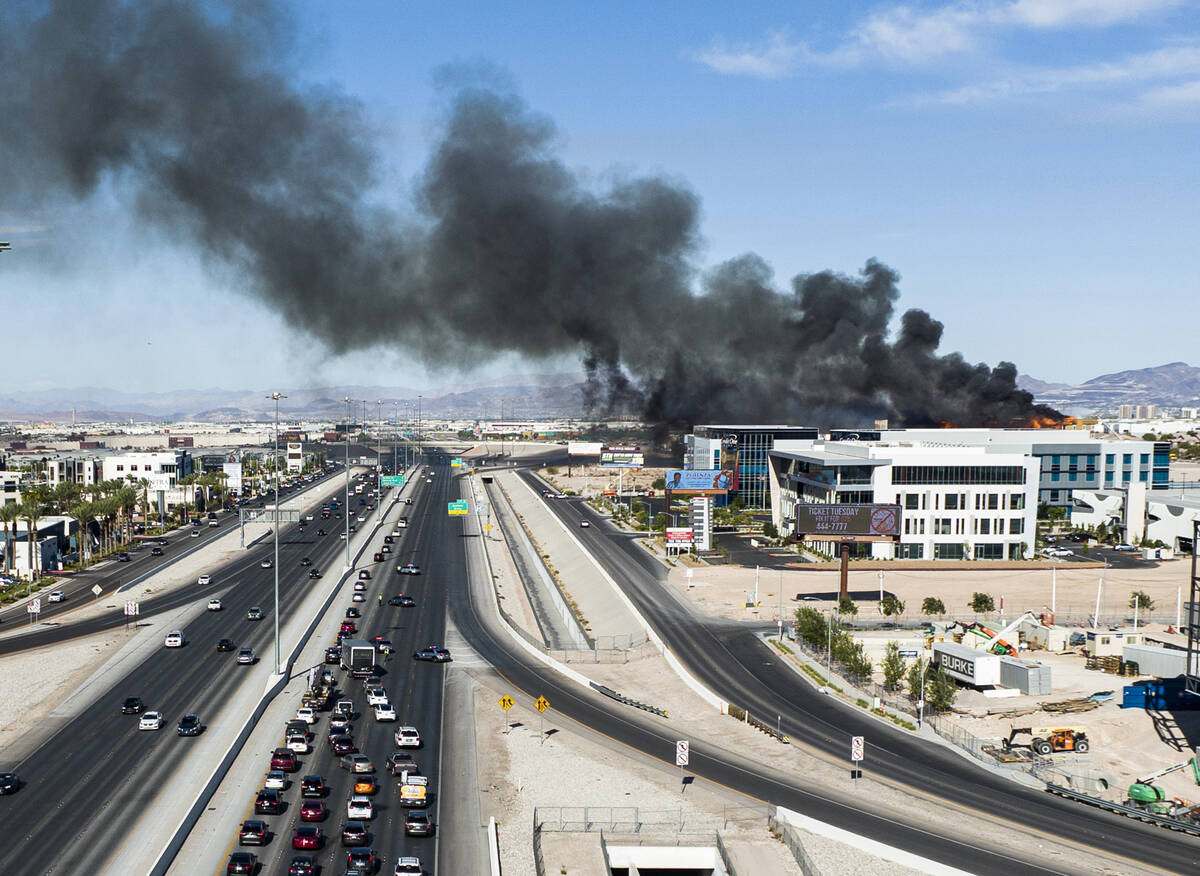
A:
[
  {"xmin": 286, "ymin": 442, "xmax": 304, "ymax": 473},
  {"xmin": 44, "ymin": 453, "xmax": 104, "ymax": 489},
  {"xmin": 102, "ymin": 451, "xmax": 194, "ymax": 491},
  {"xmin": 768, "ymin": 440, "xmax": 1040, "ymax": 560}
]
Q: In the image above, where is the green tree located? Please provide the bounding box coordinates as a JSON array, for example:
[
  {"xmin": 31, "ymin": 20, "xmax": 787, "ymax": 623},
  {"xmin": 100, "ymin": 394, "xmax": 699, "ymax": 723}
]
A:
[
  {"xmin": 650, "ymin": 475, "xmax": 666, "ymax": 490},
  {"xmin": 0, "ymin": 502, "xmax": 22, "ymax": 576},
  {"xmin": 837, "ymin": 594, "xmax": 858, "ymax": 616},
  {"xmin": 762, "ymin": 521, "xmax": 778, "ymax": 539},
  {"xmin": 927, "ymin": 666, "xmax": 958, "ymax": 712},
  {"xmin": 793, "ymin": 606, "xmax": 831, "ymax": 649},
  {"xmin": 969, "ymin": 592, "xmax": 995, "ymax": 613},
  {"xmin": 881, "ymin": 594, "xmax": 905, "ymax": 616},
  {"xmin": 906, "ymin": 657, "xmax": 927, "ymax": 701},
  {"xmin": 1129, "ymin": 591, "xmax": 1154, "ymax": 611},
  {"xmin": 19, "ymin": 486, "xmax": 49, "ymax": 577},
  {"xmin": 881, "ymin": 641, "xmax": 907, "ymax": 691},
  {"xmin": 921, "ymin": 597, "xmax": 946, "ymax": 615}
]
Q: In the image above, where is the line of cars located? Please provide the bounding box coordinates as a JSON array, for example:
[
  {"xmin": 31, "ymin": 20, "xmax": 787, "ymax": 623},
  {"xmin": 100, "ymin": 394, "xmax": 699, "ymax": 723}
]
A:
[{"xmin": 120, "ymin": 695, "xmax": 205, "ymax": 736}]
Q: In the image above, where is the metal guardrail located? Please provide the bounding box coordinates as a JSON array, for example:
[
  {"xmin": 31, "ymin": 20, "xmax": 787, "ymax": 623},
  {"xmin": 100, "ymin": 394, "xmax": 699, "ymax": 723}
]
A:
[
  {"xmin": 589, "ymin": 681, "xmax": 667, "ymax": 717},
  {"xmin": 1043, "ymin": 782, "xmax": 1200, "ymax": 837}
]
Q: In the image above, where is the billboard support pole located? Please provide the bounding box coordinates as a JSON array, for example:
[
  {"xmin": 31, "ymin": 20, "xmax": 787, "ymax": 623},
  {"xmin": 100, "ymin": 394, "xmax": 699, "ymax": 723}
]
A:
[{"xmin": 839, "ymin": 543, "xmax": 850, "ymax": 600}]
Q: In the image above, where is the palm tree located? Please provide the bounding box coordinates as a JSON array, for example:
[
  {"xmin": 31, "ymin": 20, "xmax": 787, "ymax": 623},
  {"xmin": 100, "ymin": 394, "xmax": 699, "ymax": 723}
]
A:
[
  {"xmin": 117, "ymin": 487, "xmax": 138, "ymax": 547},
  {"xmin": 68, "ymin": 501, "xmax": 94, "ymax": 567},
  {"xmin": 0, "ymin": 502, "xmax": 22, "ymax": 576},
  {"xmin": 19, "ymin": 489, "xmax": 47, "ymax": 578}
]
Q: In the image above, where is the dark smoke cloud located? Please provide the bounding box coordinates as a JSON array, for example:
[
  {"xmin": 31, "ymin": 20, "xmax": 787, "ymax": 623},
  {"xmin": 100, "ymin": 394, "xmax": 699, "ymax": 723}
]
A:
[{"xmin": 0, "ymin": 1, "xmax": 1059, "ymax": 428}]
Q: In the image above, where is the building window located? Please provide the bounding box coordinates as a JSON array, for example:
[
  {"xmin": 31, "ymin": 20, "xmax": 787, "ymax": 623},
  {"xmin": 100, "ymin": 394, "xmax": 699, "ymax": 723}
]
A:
[
  {"xmin": 1068, "ymin": 472, "xmax": 1077, "ymax": 482},
  {"xmin": 898, "ymin": 543, "xmax": 924, "ymax": 559},
  {"xmin": 955, "ymin": 518, "xmax": 964, "ymax": 535},
  {"xmin": 1010, "ymin": 518, "xmax": 1024, "ymax": 535},
  {"xmin": 1123, "ymin": 471, "xmax": 1132, "ymax": 483},
  {"xmin": 1139, "ymin": 471, "xmax": 1148, "ymax": 482},
  {"xmin": 1008, "ymin": 543, "xmax": 1025, "ymax": 560},
  {"xmin": 934, "ymin": 543, "xmax": 965, "ymax": 560},
  {"xmin": 116, "ymin": 465, "xmax": 124, "ymax": 472},
  {"xmin": 1123, "ymin": 454, "xmax": 1132, "ymax": 465},
  {"xmin": 1140, "ymin": 454, "xmax": 1149, "ymax": 466},
  {"xmin": 891, "ymin": 465, "xmax": 1026, "ymax": 486},
  {"xmin": 1010, "ymin": 494, "xmax": 1025, "ymax": 510},
  {"xmin": 934, "ymin": 518, "xmax": 952, "ymax": 535},
  {"xmin": 975, "ymin": 543, "xmax": 1003, "ymax": 560},
  {"xmin": 945, "ymin": 494, "xmax": 959, "ymax": 511},
  {"xmin": 987, "ymin": 494, "xmax": 999, "ymax": 510},
  {"xmin": 1105, "ymin": 454, "xmax": 1114, "ymax": 465},
  {"xmin": 905, "ymin": 494, "xmax": 919, "ymax": 510},
  {"xmin": 1051, "ymin": 472, "xmax": 1060, "ymax": 482},
  {"xmin": 1104, "ymin": 471, "xmax": 1113, "ymax": 482},
  {"xmin": 978, "ymin": 519, "xmax": 990, "ymax": 535}
]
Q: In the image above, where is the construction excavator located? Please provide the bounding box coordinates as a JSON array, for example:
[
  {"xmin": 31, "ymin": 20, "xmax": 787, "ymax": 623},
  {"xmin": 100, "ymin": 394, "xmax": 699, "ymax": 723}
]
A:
[
  {"xmin": 1127, "ymin": 756, "xmax": 1200, "ymax": 815},
  {"xmin": 954, "ymin": 611, "xmax": 1039, "ymax": 656}
]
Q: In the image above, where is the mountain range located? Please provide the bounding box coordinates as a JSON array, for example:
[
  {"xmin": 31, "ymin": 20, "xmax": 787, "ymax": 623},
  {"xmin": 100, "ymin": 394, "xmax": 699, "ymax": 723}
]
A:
[
  {"xmin": 1018, "ymin": 362, "xmax": 1200, "ymax": 412},
  {"xmin": 0, "ymin": 374, "xmax": 588, "ymax": 423}
]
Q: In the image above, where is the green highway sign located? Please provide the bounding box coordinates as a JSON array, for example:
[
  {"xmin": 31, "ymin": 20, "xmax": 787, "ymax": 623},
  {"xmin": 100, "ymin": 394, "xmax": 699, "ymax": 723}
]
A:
[
  {"xmin": 451, "ymin": 458, "xmax": 463, "ymax": 467},
  {"xmin": 382, "ymin": 475, "xmax": 406, "ymax": 487},
  {"xmin": 447, "ymin": 499, "xmax": 469, "ymax": 516}
]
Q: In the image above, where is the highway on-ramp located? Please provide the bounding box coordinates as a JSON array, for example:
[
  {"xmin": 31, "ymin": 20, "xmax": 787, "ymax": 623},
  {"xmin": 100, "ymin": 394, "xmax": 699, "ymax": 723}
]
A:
[{"xmin": 487, "ymin": 470, "xmax": 1200, "ymax": 875}]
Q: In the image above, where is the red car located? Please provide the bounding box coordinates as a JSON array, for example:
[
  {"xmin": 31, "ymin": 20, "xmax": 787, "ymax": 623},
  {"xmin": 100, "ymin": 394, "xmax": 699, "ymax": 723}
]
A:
[
  {"xmin": 299, "ymin": 799, "xmax": 327, "ymax": 822},
  {"xmin": 292, "ymin": 825, "xmax": 324, "ymax": 850},
  {"xmin": 270, "ymin": 747, "xmax": 297, "ymax": 771},
  {"xmin": 340, "ymin": 621, "xmax": 357, "ymax": 634}
]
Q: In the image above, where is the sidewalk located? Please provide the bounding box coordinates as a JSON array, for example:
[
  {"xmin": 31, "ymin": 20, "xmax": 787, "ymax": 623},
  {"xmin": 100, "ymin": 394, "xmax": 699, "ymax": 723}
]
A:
[{"xmin": 496, "ymin": 470, "xmax": 641, "ymax": 644}]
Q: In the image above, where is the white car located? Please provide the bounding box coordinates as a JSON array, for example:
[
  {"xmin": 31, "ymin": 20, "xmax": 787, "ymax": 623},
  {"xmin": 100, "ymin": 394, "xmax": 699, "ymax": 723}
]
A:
[
  {"xmin": 353, "ymin": 582, "xmax": 366, "ymax": 592},
  {"xmin": 286, "ymin": 733, "xmax": 309, "ymax": 753},
  {"xmin": 47, "ymin": 590, "xmax": 66, "ymax": 603},
  {"xmin": 164, "ymin": 630, "xmax": 184, "ymax": 648},
  {"xmin": 394, "ymin": 856, "xmax": 423, "ymax": 876},
  {"xmin": 138, "ymin": 711, "xmax": 164, "ymax": 731},
  {"xmin": 260, "ymin": 559, "xmax": 272, "ymax": 569},
  {"xmin": 1047, "ymin": 548, "xmax": 1074, "ymax": 558},
  {"xmin": 1114, "ymin": 543, "xmax": 1135, "ymax": 552},
  {"xmin": 207, "ymin": 598, "xmax": 222, "ymax": 611},
  {"xmin": 197, "ymin": 574, "xmax": 212, "ymax": 586},
  {"xmin": 295, "ymin": 706, "xmax": 316, "ymax": 724},
  {"xmin": 352, "ymin": 592, "xmax": 365, "ymax": 602},
  {"xmin": 395, "ymin": 726, "xmax": 421, "ymax": 748},
  {"xmin": 263, "ymin": 770, "xmax": 287, "ymax": 790},
  {"xmin": 579, "ymin": 520, "xmax": 590, "ymax": 528},
  {"xmin": 306, "ymin": 514, "xmax": 315, "ymax": 521},
  {"xmin": 373, "ymin": 703, "xmax": 397, "ymax": 722},
  {"xmin": 346, "ymin": 795, "xmax": 374, "ymax": 820},
  {"xmin": 365, "ymin": 688, "xmax": 388, "ymax": 707},
  {"xmin": 340, "ymin": 532, "xmax": 347, "ymax": 540}
]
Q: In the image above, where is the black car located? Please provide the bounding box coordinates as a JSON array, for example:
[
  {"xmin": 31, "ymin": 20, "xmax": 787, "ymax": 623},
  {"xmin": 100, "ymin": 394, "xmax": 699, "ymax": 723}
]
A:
[
  {"xmin": 413, "ymin": 645, "xmax": 451, "ymax": 663},
  {"xmin": 254, "ymin": 789, "xmax": 283, "ymax": 815},
  {"xmin": 308, "ymin": 569, "xmax": 322, "ymax": 579},
  {"xmin": 218, "ymin": 638, "xmax": 236, "ymax": 652},
  {"xmin": 346, "ymin": 848, "xmax": 376, "ymax": 869},
  {"xmin": 239, "ymin": 819, "xmax": 269, "ymax": 846},
  {"xmin": 340, "ymin": 820, "xmax": 368, "ymax": 846},
  {"xmin": 0, "ymin": 772, "xmax": 19, "ymax": 795},
  {"xmin": 405, "ymin": 810, "xmax": 434, "ymax": 836},
  {"xmin": 316, "ymin": 529, "xmax": 326, "ymax": 536},
  {"xmin": 300, "ymin": 557, "xmax": 312, "ymax": 566},
  {"xmin": 345, "ymin": 606, "xmax": 361, "ymax": 618},
  {"xmin": 288, "ymin": 855, "xmax": 316, "ymax": 876},
  {"xmin": 389, "ymin": 594, "xmax": 415, "ymax": 607},
  {"xmin": 226, "ymin": 851, "xmax": 256, "ymax": 875},
  {"xmin": 330, "ymin": 736, "xmax": 356, "ymax": 756},
  {"xmin": 150, "ymin": 547, "xmax": 164, "ymax": 556},
  {"xmin": 177, "ymin": 714, "xmax": 202, "ymax": 736},
  {"xmin": 117, "ymin": 552, "xmax": 131, "ymax": 562},
  {"xmin": 300, "ymin": 774, "xmax": 326, "ymax": 798},
  {"xmin": 121, "ymin": 696, "xmax": 144, "ymax": 715},
  {"xmin": 324, "ymin": 646, "xmax": 341, "ymax": 665}
]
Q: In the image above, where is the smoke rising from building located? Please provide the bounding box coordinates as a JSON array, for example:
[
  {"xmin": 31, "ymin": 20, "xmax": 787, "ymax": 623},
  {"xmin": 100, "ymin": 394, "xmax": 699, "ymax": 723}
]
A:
[{"xmin": 0, "ymin": 1, "xmax": 1060, "ymax": 427}]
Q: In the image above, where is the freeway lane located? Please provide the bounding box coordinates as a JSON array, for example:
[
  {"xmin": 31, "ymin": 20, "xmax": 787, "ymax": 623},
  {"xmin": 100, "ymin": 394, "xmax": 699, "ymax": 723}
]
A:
[
  {"xmin": 0, "ymin": 466, "xmax": 349, "ymax": 651},
  {"xmin": 516, "ymin": 472, "xmax": 1200, "ymax": 875},
  {"xmin": 243, "ymin": 456, "xmax": 455, "ymax": 876},
  {"xmin": 0, "ymin": 473, "xmax": 400, "ymax": 875}
]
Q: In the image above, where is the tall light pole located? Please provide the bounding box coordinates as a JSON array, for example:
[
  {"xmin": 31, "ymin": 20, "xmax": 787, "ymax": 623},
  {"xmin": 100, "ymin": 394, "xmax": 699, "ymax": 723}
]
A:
[
  {"xmin": 343, "ymin": 396, "xmax": 352, "ymax": 570},
  {"xmin": 376, "ymin": 399, "xmax": 384, "ymax": 521},
  {"xmin": 267, "ymin": 391, "xmax": 287, "ymax": 675},
  {"xmin": 417, "ymin": 395, "xmax": 422, "ymax": 466}
]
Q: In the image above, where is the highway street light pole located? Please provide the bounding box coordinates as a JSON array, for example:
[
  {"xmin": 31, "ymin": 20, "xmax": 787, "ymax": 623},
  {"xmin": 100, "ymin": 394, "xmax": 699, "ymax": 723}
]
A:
[
  {"xmin": 377, "ymin": 399, "xmax": 384, "ymax": 522},
  {"xmin": 343, "ymin": 396, "xmax": 352, "ymax": 570},
  {"xmin": 268, "ymin": 391, "xmax": 287, "ymax": 675}
]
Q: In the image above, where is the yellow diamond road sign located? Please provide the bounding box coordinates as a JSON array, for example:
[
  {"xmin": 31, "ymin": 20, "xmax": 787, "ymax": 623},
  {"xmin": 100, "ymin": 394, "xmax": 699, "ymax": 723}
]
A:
[
  {"xmin": 534, "ymin": 696, "xmax": 550, "ymax": 713},
  {"xmin": 498, "ymin": 695, "xmax": 514, "ymax": 712}
]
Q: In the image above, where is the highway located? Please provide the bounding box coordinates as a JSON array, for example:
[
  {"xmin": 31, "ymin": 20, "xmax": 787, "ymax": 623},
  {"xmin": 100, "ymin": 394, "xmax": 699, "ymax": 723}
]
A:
[
  {"xmin": 237, "ymin": 455, "xmax": 458, "ymax": 876},
  {"xmin": 471, "ymin": 469, "xmax": 1200, "ymax": 875},
  {"xmin": 0, "ymin": 462, "xmax": 411, "ymax": 874}
]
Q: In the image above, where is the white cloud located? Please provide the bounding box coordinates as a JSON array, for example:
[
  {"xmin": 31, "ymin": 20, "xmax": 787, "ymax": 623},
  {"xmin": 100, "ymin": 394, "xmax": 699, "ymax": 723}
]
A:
[
  {"xmin": 696, "ymin": 1, "xmax": 1183, "ymax": 76},
  {"xmin": 693, "ymin": 31, "xmax": 809, "ymax": 79},
  {"xmin": 1139, "ymin": 77, "xmax": 1200, "ymax": 105},
  {"xmin": 909, "ymin": 43, "xmax": 1200, "ymax": 104}
]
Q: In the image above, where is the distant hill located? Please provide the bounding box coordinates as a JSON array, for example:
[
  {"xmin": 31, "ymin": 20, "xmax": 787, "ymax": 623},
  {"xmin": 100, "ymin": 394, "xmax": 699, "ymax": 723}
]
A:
[
  {"xmin": 1020, "ymin": 362, "xmax": 1200, "ymax": 410},
  {"xmin": 0, "ymin": 374, "xmax": 587, "ymax": 423}
]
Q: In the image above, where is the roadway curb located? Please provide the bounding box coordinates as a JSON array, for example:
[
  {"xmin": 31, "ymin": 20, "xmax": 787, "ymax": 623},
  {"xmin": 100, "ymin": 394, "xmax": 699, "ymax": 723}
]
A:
[
  {"xmin": 510, "ymin": 470, "xmax": 730, "ymax": 714},
  {"xmin": 148, "ymin": 470, "xmax": 417, "ymax": 876}
]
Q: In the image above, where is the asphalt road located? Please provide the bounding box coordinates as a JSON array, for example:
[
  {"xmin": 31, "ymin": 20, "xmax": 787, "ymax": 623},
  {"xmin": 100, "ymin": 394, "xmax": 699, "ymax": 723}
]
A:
[
  {"xmin": 507, "ymin": 471, "xmax": 1200, "ymax": 875},
  {"xmin": 241, "ymin": 456, "xmax": 458, "ymax": 876},
  {"xmin": 0, "ymin": 466, "xmax": 348, "ymax": 647},
  {"xmin": 0, "ymin": 468, "xmax": 402, "ymax": 874}
]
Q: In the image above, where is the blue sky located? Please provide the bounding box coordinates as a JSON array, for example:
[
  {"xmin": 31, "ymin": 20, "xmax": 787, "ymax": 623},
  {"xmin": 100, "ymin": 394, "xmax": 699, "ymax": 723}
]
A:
[{"xmin": 2, "ymin": 0, "xmax": 1198, "ymax": 393}]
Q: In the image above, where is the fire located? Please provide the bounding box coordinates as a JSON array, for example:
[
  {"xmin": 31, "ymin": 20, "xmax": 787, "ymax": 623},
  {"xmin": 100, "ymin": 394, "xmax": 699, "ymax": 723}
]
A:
[{"xmin": 1029, "ymin": 415, "xmax": 1077, "ymax": 429}]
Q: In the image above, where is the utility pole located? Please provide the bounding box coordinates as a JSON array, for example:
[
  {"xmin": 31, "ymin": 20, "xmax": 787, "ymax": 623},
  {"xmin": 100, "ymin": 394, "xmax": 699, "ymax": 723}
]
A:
[{"xmin": 267, "ymin": 391, "xmax": 287, "ymax": 675}]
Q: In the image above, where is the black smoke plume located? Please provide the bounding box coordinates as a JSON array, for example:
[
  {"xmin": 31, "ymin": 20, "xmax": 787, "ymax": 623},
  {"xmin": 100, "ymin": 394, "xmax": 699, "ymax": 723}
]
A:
[{"xmin": 0, "ymin": 1, "xmax": 1061, "ymax": 428}]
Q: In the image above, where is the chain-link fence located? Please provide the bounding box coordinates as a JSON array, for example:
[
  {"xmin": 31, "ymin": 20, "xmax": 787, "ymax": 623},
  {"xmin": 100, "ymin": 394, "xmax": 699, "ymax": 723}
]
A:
[{"xmin": 533, "ymin": 804, "xmax": 769, "ymax": 833}]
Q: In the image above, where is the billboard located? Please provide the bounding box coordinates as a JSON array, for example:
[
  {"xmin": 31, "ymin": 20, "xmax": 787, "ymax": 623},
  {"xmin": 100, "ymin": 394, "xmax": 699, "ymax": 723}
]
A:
[
  {"xmin": 568, "ymin": 441, "xmax": 604, "ymax": 456},
  {"xmin": 719, "ymin": 447, "xmax": 740, "ymax": 491},
  {"xmin": 600, "ymin": 446, "xmax": 644, "ymax": 468},
  {"xmin": 222, "ymin": 462, "xmax": 243, "ymax": 495},
  {"xmin": 665, "ymin": 527, "xmax": 694, "ymax": 545},
  {"xmin": 793, "ymin": 503, "xmax": 901, "ymax": 537},
  {"xmin": 664, "ymin": 469, "xmax": 734, "ymax": 495}
]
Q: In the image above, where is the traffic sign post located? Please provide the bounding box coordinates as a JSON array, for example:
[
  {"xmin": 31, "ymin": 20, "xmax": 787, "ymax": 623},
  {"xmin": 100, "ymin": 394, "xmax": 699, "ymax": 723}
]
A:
[
  {"xmin": 27, "ymin": 598, "xmax": 40, "ymax": 625},
  {"xmin": 535, "ymin": 696, "xmax": 550, "ymax": 744},
  {"xmin": 91, "ymin": 583, "xmax": 103, "ymax": 600},
  {"xmin": 447, "ymin": 499, "xmax": 469, "ymax": 516},
  {"xmin": 382, "ymin": 475, "xmax": 406, "ymax": 487},
  {"xmin": 124, "ymin": 600, "xmax": 139, "ymax": 630},
  {"xmin": 498, "ymin": 694, "xmax": 514, "ymax": 734},
  {"xmin": 851, "ymin": 735, "xmax": 864, "ymax": 786},
  {"xmin": 676, "ymin": 739, "xmax": 689, "ymax": 791}
]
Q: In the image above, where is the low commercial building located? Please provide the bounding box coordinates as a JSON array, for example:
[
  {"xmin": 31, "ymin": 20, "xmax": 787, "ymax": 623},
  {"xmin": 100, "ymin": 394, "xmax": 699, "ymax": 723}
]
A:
[
  {"xmin": 0, "ymin": 470, "xmax": 23, "ymax": 507},
  {"xmin": 1072, "ymin": 486, "xmax": 1200, "ymax": 552}
]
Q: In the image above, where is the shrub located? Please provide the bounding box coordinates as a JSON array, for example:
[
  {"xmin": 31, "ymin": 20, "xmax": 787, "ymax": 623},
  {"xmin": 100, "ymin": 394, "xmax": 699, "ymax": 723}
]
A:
[
  {"xmin": 921, "ymin": 597, "xmax": 946, "ymax": 615},
  {"xmin": 1129, "ymin": 591, "xmax": 1154, "ymax": 611},
  {"xmin": 969, "ymin": 592, "xmax": 995, "ymax": 613},
  {"xmin": 881, "ymin": 642, "xmax": 907, "ymax": 691},
  {"xmin": 762, "ymin": 521, "xmax": 778, "ymax": 539},
  {"xmin": 881, "ymin": 594, "xmax": 905, "ymax": 616},
  {"xmin": 837, "ymin": 595, "xmax": 858, "ymax": 616}
]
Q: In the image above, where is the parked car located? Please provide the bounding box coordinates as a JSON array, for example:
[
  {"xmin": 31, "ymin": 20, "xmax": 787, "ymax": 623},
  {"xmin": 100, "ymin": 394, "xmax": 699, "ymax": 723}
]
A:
[{"xmin": 1114, "ymin": 543, "xmax": 1136, "ymax": 552}]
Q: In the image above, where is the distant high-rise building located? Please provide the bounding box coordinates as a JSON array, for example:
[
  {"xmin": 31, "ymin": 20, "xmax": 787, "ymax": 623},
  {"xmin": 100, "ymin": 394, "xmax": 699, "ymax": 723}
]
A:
[
  {"xmin": 1136, "ymin": 404, "xmax": 1158, "ymax": 419},
  {"xmin": 1181, "ymin": 407, "xmax": 1200, "ymax": 420},
  {"xmin": 1118, "ymin": 404, "xmax": 1136, "ymax": 419}
]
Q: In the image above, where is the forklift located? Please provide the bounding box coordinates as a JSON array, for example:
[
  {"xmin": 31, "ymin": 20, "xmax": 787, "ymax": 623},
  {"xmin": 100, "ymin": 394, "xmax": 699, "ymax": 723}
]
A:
[{"xmin": 1001, "ymin": 725, "xmax": 1090, "ymax": 756}]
